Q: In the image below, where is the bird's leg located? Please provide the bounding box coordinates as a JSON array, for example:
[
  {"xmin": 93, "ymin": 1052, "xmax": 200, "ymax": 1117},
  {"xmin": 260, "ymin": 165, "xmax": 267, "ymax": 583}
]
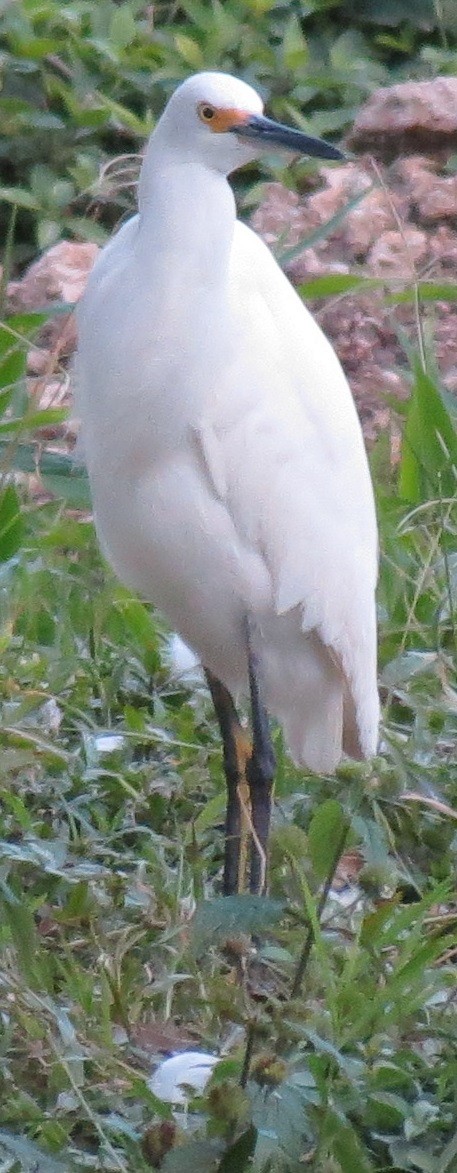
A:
[
  {"xmin": 245, "ymin": 618, "xmax": 276, "ymax": 896},
  {"xmin": 204, "ymin": 669, "xmax": 252, "ymax": 895}
]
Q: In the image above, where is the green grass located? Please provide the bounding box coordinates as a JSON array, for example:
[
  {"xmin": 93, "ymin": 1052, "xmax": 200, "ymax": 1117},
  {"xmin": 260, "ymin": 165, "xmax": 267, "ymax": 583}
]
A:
[
  {"xmin": 0, "ymin": 277, "xmax": 455, "ymax": 1173},
  {"xmin": 1, "ymin": 2, "xmax": 457, "ymax": 1170}
]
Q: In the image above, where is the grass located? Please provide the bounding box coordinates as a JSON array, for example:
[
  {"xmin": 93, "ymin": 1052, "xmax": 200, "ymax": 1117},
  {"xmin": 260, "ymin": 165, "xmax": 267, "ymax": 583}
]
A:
[
  {"xmin": 0, "ymin": 3, "xmax": 457, "ymax": 1170},
  {"xmin": 0, "ymin": 270, "xmax": 455, "ymax": 1173}
]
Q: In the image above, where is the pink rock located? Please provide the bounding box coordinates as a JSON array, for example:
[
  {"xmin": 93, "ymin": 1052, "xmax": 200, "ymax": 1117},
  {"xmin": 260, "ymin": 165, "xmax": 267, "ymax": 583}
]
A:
[
  {"xmin": 367, "ymin": 228, "xmax": 428, "ymax": 275},
  {"xmin": 8, "ymin": 241, "xmax": 99, "ymax": 311},
  {"xmin": 344, "ymin": 187, "xmax": 405, "ymax": 255},
  {"xmin": 347, "ymin": 78, "xmax": 457, "ymax": 159}
]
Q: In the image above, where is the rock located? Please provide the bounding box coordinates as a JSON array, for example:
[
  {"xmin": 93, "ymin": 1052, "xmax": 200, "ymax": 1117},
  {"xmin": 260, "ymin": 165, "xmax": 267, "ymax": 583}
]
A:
[
  {"xmin": 306, "ymin": 161, "xmax": 372, "ymax": 223},
  {"xmin": 344, "ymin": 186, "xmax": 406, "ymax": 255},
  {"xmin": 251, "ymin": 182, "xmax": 307, "ymax": 248},
  {"xmin": 347, "ymin": 78, "xmax": 457, "ymax": 159},
  {"xmin": 416, "ymin": 174, "xmax": 457, "ymax": 221},
  {"xmin": 250, "ymin": 129, "xmax": 457, "ymax": 445},
  {"xmin": 367, "ymin": 227, "xmax": 428, "ymax": 275},
  {"xmin": 395, "ymin": 155, "xmax": 457, "ymax": 222},
  {"xmin": 8, "ymin": 241, "xmax": 99, "ymax": 311},
  {"xmin": 8, "ymin": 241, "xmax": 99, "ymax": 367},
  {"xmin": 427, "ymin": 224, "xmax": 457, "ymax": 270},
  {"xmin": 27, "ymin": 346, "xmax": 50, "ymax": 375}
]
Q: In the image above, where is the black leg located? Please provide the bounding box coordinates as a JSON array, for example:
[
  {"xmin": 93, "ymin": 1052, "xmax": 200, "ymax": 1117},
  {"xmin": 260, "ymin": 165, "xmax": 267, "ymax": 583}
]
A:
[
  {"xmin": 245, "ymin": 619, "xmax": 276, "ymax": 895},
  {"xmin": 204, "ymin": 669, "xmax": 251, "ymax": 895}
]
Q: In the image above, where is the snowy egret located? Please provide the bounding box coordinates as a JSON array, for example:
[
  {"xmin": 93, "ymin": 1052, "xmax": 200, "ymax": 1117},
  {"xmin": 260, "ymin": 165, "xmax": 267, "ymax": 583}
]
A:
[{"xmin": 75, "ymin": 72, "xmax": 379, "ymax": 896}]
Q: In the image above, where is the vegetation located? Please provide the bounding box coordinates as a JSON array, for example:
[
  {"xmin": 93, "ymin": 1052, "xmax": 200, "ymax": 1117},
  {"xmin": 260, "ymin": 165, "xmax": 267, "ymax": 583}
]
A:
[{"xmin": 0, "ymin": 2, "xmax": 456, "ymax": 1170}]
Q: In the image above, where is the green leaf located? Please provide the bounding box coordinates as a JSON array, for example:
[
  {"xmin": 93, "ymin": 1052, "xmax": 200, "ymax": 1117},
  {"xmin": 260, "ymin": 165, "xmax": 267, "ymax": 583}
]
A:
[
  {"xmin": 323, "ymin": 1108, "xmax": 373, "ymax": 1173},
  {"xmin": 0, "ymin": 890, "xmax": 49, "ymax": 993},
  {"xmin": 0, "ymin": 386, "xmax": 15, "ymax": 416},
  {"xmin": 97, "ymin": 94, "xmax": 152, "ymax": 136},
  {"xmin": 0, "ymin": 186, "xmax": 40, "ymax": 211},
  {"xmin": 282, "ymin": 14, "xmax": 308, "ymax": 70},
  {"xmin": 2, "ymin": 312, "xmax": 49, "ymax": 335},
  {"xmin": 332, "ymin": 1120, "xmax": 373, "ymax": 1172},
  {"xmin": 192, "ymin": 895, "xmax": 285, "ymax": 954},
  {"xmin": 387, "ymin": 281, "xmax": 457, "ymax": 303},
  {"xmin": 40, "ymin": 470, "xmax": 91, "ymax": 508},
  {"xmin": 303, "ymin": 1030, "xmax": 361, "ymax": 1084},
  {"xmin": 162, "ymin": 1140, "xmax": 221, "ymax": 1172},
  {"xmin": 109, "ymin": 5, "xmax": 137, "ymax": 50},
  {"xmin": 307, "ymin": 799, "xmax": 347, "ymax": 882},
  {"xmin": 0, "ymin": 440, "xmax": 91, "ymax": 507},
  {"xmin": 63, "ymin": 215, "xmax": 109, "ymax": 245},
  {"xmin": 0, "ymin": 484, "xmax": 23, "ymax": 561},
  {"xmin": 365, "ymin": 1090, "xmax": 409, "ymax": 1130},
  {"xmin": 251, "ymin": 1080, "xmax": 314, "ymax": 1163},
  {"xmin": 360, "ymin": 897, "xmax": 400, "ymax": 949},
  {"xmin": 388, "ymin": 937, "xmax": 446, "ymax": 996},
  {"xmin": 389, "ymin": 1142, "xmax": 439, "ymax": 1172},
  {"xmin": 0, "ymin": 408, "xmax": 68, "ymax": 439},
  {"xmin": 437, "ymin": 1128, "xmax": 457, "ymax": 1173},
  {"xmin": 0, "ymin": 1130, "xmax": 70, "ymax": 1172},
  {"xmin": 0, "ymin": 347, "xmax": 26, "ymax": 389},
  {"xmin": 357, "ymin": 0, "xmax": 437, "ymax": 28},
  {"xmin": 217, "ymin": 1125, "xmax": 257, "ymax": 1171},
  {"xmin": 174, "ymin": 33, "xmax": 204, "ymax": 68},
  {"xmin": 299, "ymin": 273, "xmax": 381, "ymax": 299},
  {"xmin": 399, "ymin": 361, "xmax": 457, "ymax": 504},
  {"xmin": 22, "ymin": 407, "xmax": 68, "ymax": 430},
  {"xmin": 113, "ymin": 594, "xmax": 158, "ymax": 648},
  {"xmin": 2, "ymin": 727, "xmax": 72, "ymax": 764},
  {"xmin": 191, "ymin": 791, "xmax": 226, "ymax": 840}
]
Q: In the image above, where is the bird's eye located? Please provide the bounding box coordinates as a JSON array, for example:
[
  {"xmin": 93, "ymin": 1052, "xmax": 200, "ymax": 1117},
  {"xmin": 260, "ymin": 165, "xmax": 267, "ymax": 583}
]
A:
[{"xmin": 198, "ymin": 103, "xmax": 216, "ymax": 122}]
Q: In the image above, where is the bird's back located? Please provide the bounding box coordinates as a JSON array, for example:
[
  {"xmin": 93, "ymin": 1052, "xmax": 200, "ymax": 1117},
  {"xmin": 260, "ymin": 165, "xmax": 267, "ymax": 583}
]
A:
[{"xmin": 210, "ymin": 220, "xmax": 380, "ymax": 766}]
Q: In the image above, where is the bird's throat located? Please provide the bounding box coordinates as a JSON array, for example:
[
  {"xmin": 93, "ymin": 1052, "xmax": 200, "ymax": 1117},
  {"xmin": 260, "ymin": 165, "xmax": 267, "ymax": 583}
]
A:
[{"xmin": 138, "ymin": 153, "xmax": 236, "ymax": 285}]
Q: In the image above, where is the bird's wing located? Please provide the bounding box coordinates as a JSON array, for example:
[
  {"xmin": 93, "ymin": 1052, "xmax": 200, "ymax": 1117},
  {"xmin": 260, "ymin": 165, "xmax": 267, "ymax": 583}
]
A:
[{"xmin": 217, "ymin": 221, "xmax": 379, "ymax": 757}]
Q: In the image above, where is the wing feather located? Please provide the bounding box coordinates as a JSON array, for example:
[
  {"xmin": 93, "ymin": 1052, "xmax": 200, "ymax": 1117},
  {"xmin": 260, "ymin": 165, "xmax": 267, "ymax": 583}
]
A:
[{"xmin": 222, "ymin": 221, "xmax": 379, "ymax": 757}]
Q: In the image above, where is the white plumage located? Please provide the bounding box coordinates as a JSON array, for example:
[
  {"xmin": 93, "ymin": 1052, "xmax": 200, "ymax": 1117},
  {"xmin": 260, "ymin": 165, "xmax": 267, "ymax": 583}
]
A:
[
  {"xmin": 75, "ymin": 71, "xmax": 379, "ymax": 775},
  {"xmin": 148, "ymin": 1051, "xmax": 218, "ymax": 1106}
]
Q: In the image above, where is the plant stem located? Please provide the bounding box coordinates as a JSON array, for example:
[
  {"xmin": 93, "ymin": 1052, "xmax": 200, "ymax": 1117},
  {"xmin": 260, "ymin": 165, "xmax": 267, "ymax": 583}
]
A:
[
  {"xmin": 291, "ymin": 820, "xmax": 349, "ymax": 998},
  {"xmin": 0, "ymin": 204, "xmax": 17, "ymax": 317},
  {"xmin": 240, "ymin": 1019, "xmax": 256, "ymax": 1088}
]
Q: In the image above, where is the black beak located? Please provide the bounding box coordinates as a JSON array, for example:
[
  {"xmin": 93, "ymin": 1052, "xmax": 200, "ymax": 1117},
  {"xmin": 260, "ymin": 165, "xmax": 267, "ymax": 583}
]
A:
[{"xmin": 231, "ymin": 113, "xmax": 345, "ymax": 162}]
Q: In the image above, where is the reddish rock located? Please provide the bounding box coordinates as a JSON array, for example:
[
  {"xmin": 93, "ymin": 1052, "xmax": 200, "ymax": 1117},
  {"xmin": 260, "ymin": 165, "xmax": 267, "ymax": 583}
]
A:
[
  {"xmin": 395, "ymin": 155, "xmax": 457, "ymax": 222},
  {"xmin": 417, "ymin": 175, "xmax": 457, "ymax": 221},
  {"xmin": 344, "ymin": 186, "xmax": 406, "ymax": 255},
  {"xmin": 250, "ymin": 182, "xmax": 310, "ymax": 250},
  {"xmin": 427, "ymin": 224, "xmax": 457, "ymax": 270},
  {"xmin": 8, "ymin": 241, "xmax": 99, "ymax": 364},
  {"xmin": 8, "ymin": 241, "xmax": 99, "ymax": 311},
  {"xmin": 27, "ymin": 346, "xmax": 50, "ymax": 376},
  {"xmin": 306, "ymin": 162, "xmax": 372, "ymax": 224},
  {"xmin": 367, "ymin": 227, "xmax": 428, "ymax": 275},
  {"xmin": 250, "ymin": 122, "xmax": 457, "ymax": 445},
  {"xmin": 347, "ymin": 78, "xmax": 457, "ymax": 159}
]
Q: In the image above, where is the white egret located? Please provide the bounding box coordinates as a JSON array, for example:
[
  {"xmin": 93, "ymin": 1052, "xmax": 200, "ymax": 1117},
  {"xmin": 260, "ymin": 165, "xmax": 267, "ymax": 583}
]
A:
[{"xmin": 75, "ymin": 72, "xmax": 379, "ymax": 895}]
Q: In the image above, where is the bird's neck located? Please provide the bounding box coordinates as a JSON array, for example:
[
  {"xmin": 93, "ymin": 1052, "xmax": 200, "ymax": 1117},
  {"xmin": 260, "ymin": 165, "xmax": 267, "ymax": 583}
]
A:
[{"xmin": 138, "ymin": 146, "xmax": 236, "ymax": 283}]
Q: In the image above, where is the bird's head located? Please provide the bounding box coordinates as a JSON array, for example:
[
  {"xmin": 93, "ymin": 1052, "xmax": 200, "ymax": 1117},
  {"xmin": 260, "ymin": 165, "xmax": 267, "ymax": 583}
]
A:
[{"xmin": 153, "ymin": 71, "xmax": 345, "ymax": 175}]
